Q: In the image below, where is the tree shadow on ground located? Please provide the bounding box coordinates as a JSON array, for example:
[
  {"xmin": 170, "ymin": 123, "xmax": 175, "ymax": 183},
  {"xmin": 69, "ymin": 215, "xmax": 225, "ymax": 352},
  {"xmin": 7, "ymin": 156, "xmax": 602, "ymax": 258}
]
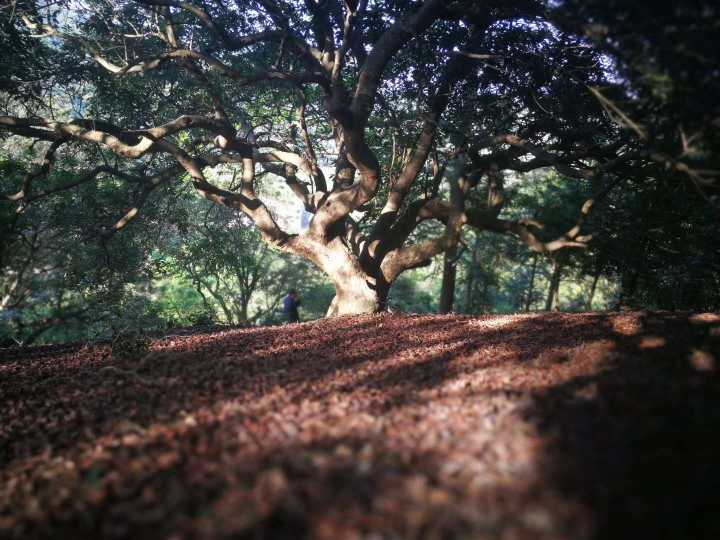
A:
[{"xmin": 529, "ymin": 312, "xmax": 720, "ymax": 540}]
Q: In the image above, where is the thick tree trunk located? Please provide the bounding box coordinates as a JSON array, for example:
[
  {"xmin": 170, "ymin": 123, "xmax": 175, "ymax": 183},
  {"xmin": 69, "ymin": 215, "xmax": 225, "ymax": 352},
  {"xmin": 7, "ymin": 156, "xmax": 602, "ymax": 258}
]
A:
[
  {"xmin": 325, "ymin": 278, "xmax": 383, "ymax": 316},
  {"xmin": 439, "ymin": 246, "xmax": 457, "ymax": 313},
  {"xmin": 290, "ymin": 236, "xmax": 386, "ymax": 317},
  {"xmin": 324, "ymin": 265, "xmax": 385, "ymax": 316}
]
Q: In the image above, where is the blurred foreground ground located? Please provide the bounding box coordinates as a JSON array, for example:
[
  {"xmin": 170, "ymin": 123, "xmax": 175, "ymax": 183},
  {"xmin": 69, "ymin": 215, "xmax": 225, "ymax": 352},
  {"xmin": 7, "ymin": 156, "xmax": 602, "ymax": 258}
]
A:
[{"xmin": 1, "ymin": 311, "xmax": 719, "ymax": 539}]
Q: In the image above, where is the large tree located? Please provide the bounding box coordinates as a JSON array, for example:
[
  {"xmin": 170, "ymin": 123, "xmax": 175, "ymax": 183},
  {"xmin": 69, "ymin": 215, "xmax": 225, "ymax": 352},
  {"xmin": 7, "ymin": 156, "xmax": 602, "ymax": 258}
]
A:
[{"xmin": 1, "ymin": 0, "xmax": 696, "ymax": 315}]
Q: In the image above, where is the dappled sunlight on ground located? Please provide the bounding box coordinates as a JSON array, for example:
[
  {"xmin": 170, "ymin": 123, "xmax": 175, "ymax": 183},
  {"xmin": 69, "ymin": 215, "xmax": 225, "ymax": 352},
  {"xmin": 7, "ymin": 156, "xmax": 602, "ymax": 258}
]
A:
[{"xmin": 1, "ymin": 311, "xmax": 719, "ymax": 539}]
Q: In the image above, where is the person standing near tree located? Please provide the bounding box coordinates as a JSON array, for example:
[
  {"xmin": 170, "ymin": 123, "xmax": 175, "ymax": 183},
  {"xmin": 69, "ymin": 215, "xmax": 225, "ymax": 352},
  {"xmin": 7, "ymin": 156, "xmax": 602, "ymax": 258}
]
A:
[{"xmin": 282, "ymin": 289, "xmax": 301, "ymax": 324}]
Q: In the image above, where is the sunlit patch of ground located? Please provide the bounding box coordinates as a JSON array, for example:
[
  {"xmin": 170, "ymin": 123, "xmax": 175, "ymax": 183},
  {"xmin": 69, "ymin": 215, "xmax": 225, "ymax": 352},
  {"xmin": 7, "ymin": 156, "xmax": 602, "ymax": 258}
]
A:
[{"xmin": 1, "ymin": 311, "xmax": 719, "ymax": 539}]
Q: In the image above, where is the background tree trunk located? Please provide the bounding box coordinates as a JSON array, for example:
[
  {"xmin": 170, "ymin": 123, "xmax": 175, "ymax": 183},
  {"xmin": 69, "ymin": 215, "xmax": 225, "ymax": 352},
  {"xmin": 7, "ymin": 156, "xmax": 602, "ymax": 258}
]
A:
[
  {"xmin": 586, "ymin": 272, "xmax": 600, "ymax": 311},
  {"xmin": 463, "ymin": 236, "xmax": 480, "ymax": 312},
  {"xmin": 439, "ymin": 246, "xmax": 457, "ymax": 313},
  {"xmin": 617, "ymin": 270, "xmax": 639, "ymax": 310},
  {"xmin": 545, "ymin": 257, "xmax": 563, "ymax": 311},
  {"xmin": 525, "ymin": 255, "xmax": 538, "ymax": 312}
]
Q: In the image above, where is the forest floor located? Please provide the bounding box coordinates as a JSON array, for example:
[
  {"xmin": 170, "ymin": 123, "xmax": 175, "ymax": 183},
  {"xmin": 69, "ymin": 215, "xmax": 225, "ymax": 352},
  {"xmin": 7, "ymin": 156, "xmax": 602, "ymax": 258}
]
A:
[{"xmin": 1, "ymin": 311, "xmax": 719, "ymax": 540}]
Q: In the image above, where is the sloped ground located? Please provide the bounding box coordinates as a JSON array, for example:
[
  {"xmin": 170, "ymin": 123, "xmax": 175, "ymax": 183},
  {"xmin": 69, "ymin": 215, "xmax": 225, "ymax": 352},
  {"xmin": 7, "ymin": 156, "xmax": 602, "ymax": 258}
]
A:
[{"xmin": 1, "ymin": 311, "xmax": 719, "ymax": 540}]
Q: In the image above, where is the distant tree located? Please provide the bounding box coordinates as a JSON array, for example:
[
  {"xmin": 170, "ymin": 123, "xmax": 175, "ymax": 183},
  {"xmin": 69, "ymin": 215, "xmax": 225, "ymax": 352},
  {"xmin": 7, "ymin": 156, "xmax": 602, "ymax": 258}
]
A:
[
  {"xmin": 584, "ymin": 179, "xmax": 720, "ymax": 311},
  {"xmin": 162, "ymin": 199, "xmax": 272, "ymax": 324},
  {"xmin": 0, "ymin": 150, "xmax": 176, "ymax": 344}
]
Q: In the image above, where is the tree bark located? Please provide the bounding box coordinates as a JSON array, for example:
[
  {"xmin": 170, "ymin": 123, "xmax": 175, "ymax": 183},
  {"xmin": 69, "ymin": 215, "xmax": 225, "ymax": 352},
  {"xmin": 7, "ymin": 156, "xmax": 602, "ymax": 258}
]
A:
[
  {"xmin": 287, "ymin": 235, "xmax": 386, "ymax": 317},
  {"xmin": 464, "ymin": 236, "xmax": 481, "ymax": 312},
  {"xmin": 439, "ymin": 246, "xmax": 457, "ymax": 313},
  {"xmin": 480, "ymin": 280, "xmax": 490, "ymax": 314},
  {"xmin": 545, "ymin": 257, "xmax": 563, "ymax": 311},
  {"xmin": 525, "ymin": 254, "xmax": 538, "ymax": 312},
  {"xmin": 586, "ymin": 272, "xmax": 600, "ymax": 311},
  {"xmin": 325, "ymin": 279, "xmax": 383, "ymax": 316},
  {"xmin": 617, "ymin": 270, "xmax": 639, "ymax": 310}
]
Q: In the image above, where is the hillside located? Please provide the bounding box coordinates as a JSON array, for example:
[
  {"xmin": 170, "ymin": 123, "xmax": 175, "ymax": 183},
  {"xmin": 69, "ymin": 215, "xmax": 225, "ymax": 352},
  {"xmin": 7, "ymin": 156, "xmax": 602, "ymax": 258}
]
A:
[{"xmin": 1, "ymin": 312, "xmax": 719, "ymax": 539}]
